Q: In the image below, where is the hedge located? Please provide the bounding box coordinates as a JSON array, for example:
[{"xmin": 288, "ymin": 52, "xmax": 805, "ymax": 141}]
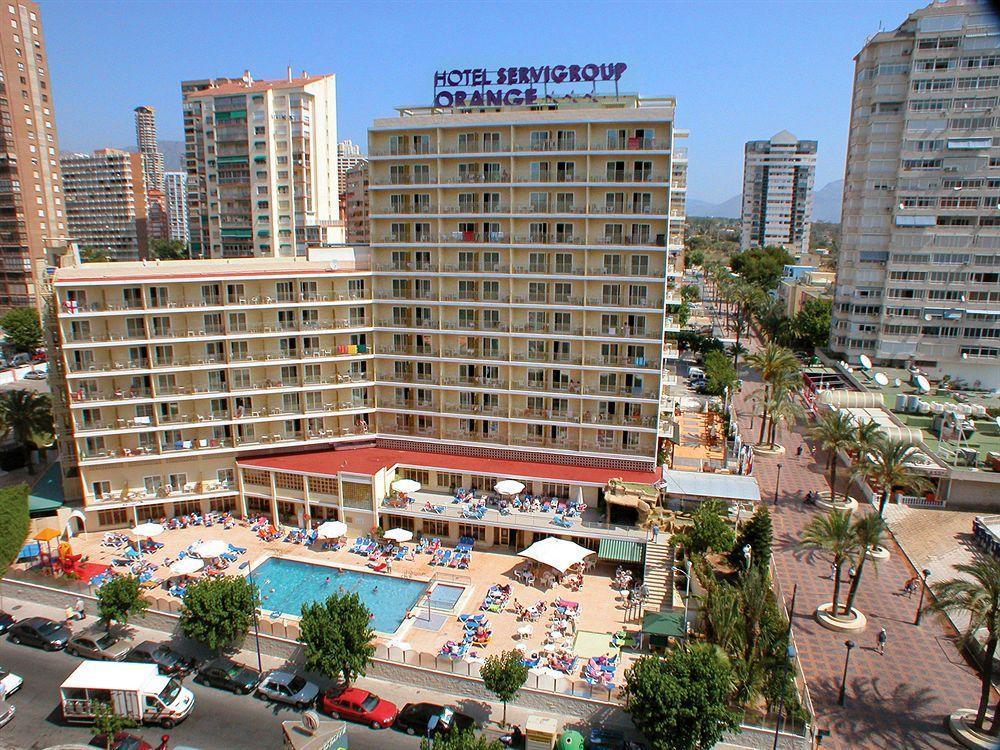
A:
[{"xmin": 0, "ymin": 484, "xmax": 30, "ymax": 577}]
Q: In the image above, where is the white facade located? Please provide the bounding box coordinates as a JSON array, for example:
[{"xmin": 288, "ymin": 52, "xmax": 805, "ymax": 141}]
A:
[
  {"xmin": 739, "ymin": 130, "xmax": 817, "ymax": 254},
  {"xmin": 163, "ymin": 172, "xmax": 189, "ymax": 244},
  {"xmin": 337, "ymin": 139, "xmax": 367, "ymax": 190},
  {"xmin": 833, "ymin": 0, "xmax": 1000, "ymax": 388}
]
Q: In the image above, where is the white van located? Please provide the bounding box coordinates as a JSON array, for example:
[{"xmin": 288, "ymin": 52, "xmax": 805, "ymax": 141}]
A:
[{"xmin": 60, "ymin": 661, "xmax": 194, "ymax": 728}]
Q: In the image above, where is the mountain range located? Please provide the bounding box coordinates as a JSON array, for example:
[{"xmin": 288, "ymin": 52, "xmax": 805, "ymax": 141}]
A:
[{"xmin": 687, "ymin": 179, "xmax": 844, "ymax": 223}]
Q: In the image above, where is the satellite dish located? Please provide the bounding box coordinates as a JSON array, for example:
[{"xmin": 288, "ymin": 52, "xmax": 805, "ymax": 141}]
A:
[
  {"xmin": 302, "ymin": 711, "xmax": 321, "ymax": 734},
  {"xmin": 893, "ymin": 378, "xmax": 901, "ymax": 387},
  {"xmin": 915, "ymin": 374, "xmax": 931, "ymax": 393},
  {"xmin": 859, "ymin": 354, "xmax": 873, "ymax": 370},
  {"xmin": 874, "ymin": 372, "xmax": 889, "ymax": 386}
]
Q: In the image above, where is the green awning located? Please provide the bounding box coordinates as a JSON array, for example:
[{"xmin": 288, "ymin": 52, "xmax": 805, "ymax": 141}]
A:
[
  {"xmin": 29, "ymin": 462, "xmax": 64, "ymax": 517},
  {"xmin": 642, "ymin": 611, "xmax": 685, "ymax": 638},
  {"xmin": 598, "ymin": 538, "xmax": 645, "ymax": 564}
]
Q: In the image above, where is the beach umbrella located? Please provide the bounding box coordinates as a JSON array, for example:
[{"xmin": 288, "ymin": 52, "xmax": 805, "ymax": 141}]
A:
[
  {"xmin": 495, "ymin": 479, "xmax": 525, "ymax": 496},
  {"xmin": 169, "ymin": 557, "xmax": 204, "ymax": 576},
  {"xmin": 130, "ymin": 522, "xmax": 164, "ymax": 538},
  {"xmin": 383, "ymin": 528, "xmax": 413, "ymax": 543},
  {"xmin": 316, "ymin": 520, "xmax": 348, "ymax": 539},
  {"xmin": 192, "ymin": 539, "xmax": 230, "ymax": 559},
  {"xmin": 518, "ymin": 537, "xmax": 595, "ymax": 574},
  {"xmin": 392, "ymin": 478, "xmax": 421, "ymax": 494}
]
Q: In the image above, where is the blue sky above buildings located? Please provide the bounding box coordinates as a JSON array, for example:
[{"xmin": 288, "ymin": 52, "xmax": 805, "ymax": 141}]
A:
[{"xmin": 46, "ymin": 0, "xmax": 920, "ymax": 202}]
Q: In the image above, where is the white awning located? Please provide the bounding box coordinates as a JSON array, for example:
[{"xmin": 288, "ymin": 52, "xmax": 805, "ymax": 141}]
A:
[
  {"xmin": 169, "ymin": 557, "xmax": 205, "ymax": 576},
  {"xmin": 495, "ymin": 480, "xmax": 526, "ymax": 495},
  {"xmin": 392, "ymin": 479, "xmax": 422, "ymax": 494},
  {"xmin": 192, "ymin": 539, "xmax": 230, "ymax": 558},
  {"xmin": 130, "ymin": 522, "xmax": 164, "ymax": 538},
  {"xmin": 316, "ymin": 521, "xmax": 347, "ymax": 539},
  {"xmin": 518, "ymin": 537, "xmax": 595, "ymax": 574},
  {"xmin": 383, "ymin": 528, "xmax": 413, "ymax": 543}
]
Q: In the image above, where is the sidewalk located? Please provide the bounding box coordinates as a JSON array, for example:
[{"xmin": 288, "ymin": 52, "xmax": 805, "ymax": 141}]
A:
[{"xmin": 730, "ymin": 335, "xmax": 992, "ymax": 749}]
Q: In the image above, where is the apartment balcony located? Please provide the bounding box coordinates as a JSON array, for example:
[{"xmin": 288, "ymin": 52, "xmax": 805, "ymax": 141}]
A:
[
  {"xmin": 590, "ymin": 173, "xmax": 669, "ymax": 184},
  {"xmin": 512, "ymin": 408, "xmax": 579, "ymax": 422},
  {"xmin": 440, "ymin": 293, "xmax": 510, "ymax": 304},
  {"xmin": 580, "ymin": 441, "xmax": 650, "ymax": 456},
  {"xmin": 379, "ymin": 372, "xmax": 438, "ymax": 385},
  {"xmin": 441, "ymin": 429, "xmax": 507, "ymax": 445},
  {"xmin": 588, "ymin": 203, "xmax": 669, "ymax": 215},
  {"xmin": 510, "ymin": 323, "xmax": 584, "ymax": 336},
  {"xmin": 440, "ymin": 319, "xmax": 507, "ymax": 333},
  {"xmin": 228, "ymin": 346, "xmax": 373, "ymax": 363},
  {"xmin": 441, "ymin": 402, "xmax": 505, "ymax": 417},
  {"xmin": 514, "ymin": 203, "xmax": 587, "ymax": 215},
  {"xmin": 438, "ymin": 204, "xmax": 510, "ymax": 215},
  {"xmin": 581, "ymin": 412, "xmax": 658, "ymax": 429},
  {"xmin": 512, "ymin": 174, "xmax": 586, "ymax": 184},
  {"xmin": 375, "ymin": 345, "xmax": 435, "ymax": 357},
  {"xmin": 511, "ymin": 350, "xmax": 583, "ymax": 366},
  {"xmin": 585, "ymin": 355, "xmax": 659, "ymax": 369},
  {"xmin": 374, "ymin": 290, "xmax": 439, "ymax": 302},
  {"xmin": 440, "ymin": 347, "xmax": 507, "ymax": 361},
  {"xmin": 581, "ymin": 384, "xmax": 658, "ymax": 400},
  {"xmin": 585, "ymin": 296, "xmax": 663, "ymax": 309},
  {"xmin": 583, "ymin": 326, "xmax": 652, "ymax": 339},
  {"xmin": 375, "ymin": 318, "xmax": 440, "ymax": 330},
  {"xmin": 371, "ymin": 176, "xmax": 438, "ymax": 186},
  {"xmin": 380, "ymin": 425, "xmax": 438, "ymax": 438},
  {"xmin": 388, "ymin": 399, "xmax": 438, "ymax": 411},
  {"xmin": 369, "ymin": 145, "xmax": 438, "ymax": 157},
  {"xmin": 510, "ymin": 265, "xmax": 585, "ymax": 276},
  {"xmin": 373, "ymin": 262, "xmax": 441, "ymax": 272},
  {"xmin": 440, "ymin": 263, "xmax": 502, "ymax": 273},
  {"xmin": 510, "ymin": 380, "xmax": 580, "ymax": 396},
  {"xmin": 442, "ymin": 376, "xmax": 503, "ymax": 388},
  {"xmin": 89, "ymin": 480, "xmax": 236, "ymax": 508}
]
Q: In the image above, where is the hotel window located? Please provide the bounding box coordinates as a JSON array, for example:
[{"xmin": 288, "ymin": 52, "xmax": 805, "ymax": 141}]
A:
[
  {"xmin": 149, "ymin": 316, "xmax": 169, "ymax": 337},
  {"xmin": 98, "ymin": 509, "xmax": 128, "ymax": 527},
  {"xmin": 482, "ymin": 281, "xmax": 499, "ymax": 302},
  {"xmin": 310, "ymin": 476, "xmax": 338, "ymax": 496},
  {"xmin": 530, "ymin": 131, "xmax": 551, "ymax": 150},
  {"xmin": 458, "ymin": 523, "xmax": 486, "ymax": 541},
  {"xmin": 482, "ymin": 132, "xmax": 501, "ymax": 152},
  {"xmin": 557, "ymin": 130, "xmax": 576, "ymax": 150},
  {"xmin": 210, "ymin": 497, "xmax": 236, "ymax": 513},
  {"xmin": 423, "ymin": 519, "xmax": 449, "ymax": 537},
  {"xmin": 246, "ymin": 496, "xmax": 270, "ymax": 516},
  {"xmin": 556, "ymin": 161, "xmax": 574, "ymax": 181},
  {"xmin": 92, "ymin": 481, "xmax": 111, "ymax": 500}
]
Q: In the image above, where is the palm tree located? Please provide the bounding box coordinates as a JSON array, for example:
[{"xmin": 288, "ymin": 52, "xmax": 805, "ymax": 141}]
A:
[
  {"xmin": 849, "ymin": 420, "xmax": 881, "ymax": 463},
  {"xmin": 929, "ymin": 554, "xmax": 1000, "ymax": 736},
  {"xmin": 852, "ymin": 437, "xmax": 932, "ymax": 518},
  {"xmin": 765, "ymin": 381, "xmax": 803, "ymax": 449},
  {"xmin": 746, "ymin": 343, "xmax": 799, "ymax": 444},
  {"xmin": 842, "ymin": 513, "xmax": 886, "ymax": 615},
  {"xmin": 810, "ymin": 410, "xmax": 855, "ymax": 502},
  {"xmin": 0, "ymin": 389, "xmax": 52, "ymax": 474},
  {"xmin": 799, "ymin": 509, "xmax": 859, "ymax": 616}
]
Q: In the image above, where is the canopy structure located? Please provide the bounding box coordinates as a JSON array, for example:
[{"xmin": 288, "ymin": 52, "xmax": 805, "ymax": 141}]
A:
[
  {"xmin": 495, "ymin": 479, "xmax": 526, "ymax": 496},
  {"xmin": 597, "ymin": 538, "xmax": 645, "ymax": 564},
  {"xmin": 642, "ymin": 611, "xmax": 686, "ymax": 646},
  {"xmin": 316, "ymin": 520, "xmax": 348, "ymax": 539},
  {"xmin": 169, "ymin": 557, "xmax": 205, "ymax": 576},
  {"xmin": 192, "ymin": 539, "xmax": 230, "ymax": 559},
  {"xmin": 653, "ymin": 469, "xmax": 761, "ymax": 504},
  {"xmin": 518, "ymin": 537, "xmax": 594, "ymax": 574},
  {"xmin": 392, "ymin": 478, "xmax": 421, "ymax": 495},
  {"xmin": 130, "ymin": 522, "xmax": 164, "ymax": 538},
  {"xmin": 34, "ymin": 527, "xmax": 61, "ymax": 543},
  {"xmin": 383, "ymin": 528, "xmax": 413, "ymax": 543}
]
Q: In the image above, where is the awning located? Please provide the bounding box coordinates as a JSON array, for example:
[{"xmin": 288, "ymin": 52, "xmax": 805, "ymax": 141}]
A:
[
  {"xmin": 598, "ymin": 538, "xmax": 645, "ymax": 564},
  {"xmin": 29, "ymin": 462, "xmax": 64, "ymax": 517},
  {"xmin": 642, "ymin": 611, "xmax": 685, "ymax": 638},
  {"xmin": 518, "ymin": 537, "xmax": 595, "ymax": 574}
]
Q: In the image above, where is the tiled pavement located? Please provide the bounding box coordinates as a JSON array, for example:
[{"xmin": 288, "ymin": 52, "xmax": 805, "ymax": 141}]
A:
[{"xmin": 728, "ymin": 330, "xmax": 993, "ymax": 749}]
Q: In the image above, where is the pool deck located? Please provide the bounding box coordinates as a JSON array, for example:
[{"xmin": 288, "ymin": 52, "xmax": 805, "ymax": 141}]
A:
[{"xmin": 59, "ymin": 521, "xmax": 640, "ymax": 680}]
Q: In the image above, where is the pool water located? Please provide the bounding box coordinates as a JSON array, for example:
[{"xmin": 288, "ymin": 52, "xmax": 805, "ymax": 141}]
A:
[{"xmin": 253, "ymin": 557, "xmax": 461, "ymax": 633}]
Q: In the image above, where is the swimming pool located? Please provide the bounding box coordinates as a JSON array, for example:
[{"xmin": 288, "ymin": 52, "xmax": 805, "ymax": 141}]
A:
[{"xmin": 252, "ymin": 557, "xmax": 463, "ymax": 633}]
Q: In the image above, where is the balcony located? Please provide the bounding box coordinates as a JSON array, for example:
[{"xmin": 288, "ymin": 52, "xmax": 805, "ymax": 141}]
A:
[
  {"xmin": 441, "ymin": 347, "xmax": 507, "ymax": 361},
  {"xmin": 375, "ymin": 318, "xmax": 439, "ymax": 330},
  {"xmin": 585, "ymin": 355, "xmax": 659, "ymax": 369},
  {"xmin": 511, "ymin": 350, "xmax": 582, "ymax": 366},
  {"xmin": 591, "ymin": 173, "xmax": 668, "ymax": 184},
  {"xmin": 581, "ymin": 412, "xmax": 658, "ymax": 429}
]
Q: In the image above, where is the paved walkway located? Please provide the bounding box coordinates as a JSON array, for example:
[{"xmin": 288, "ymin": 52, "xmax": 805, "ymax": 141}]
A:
[{"xmin": 710, "ymin": 288, "xmax": 991, "ymax": 749}]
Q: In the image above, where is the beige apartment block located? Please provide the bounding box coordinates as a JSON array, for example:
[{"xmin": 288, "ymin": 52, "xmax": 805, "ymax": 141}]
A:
[
  {"xmin": 344, "ymin": 163, "xmax": 369, "ymax": 244},
  {"xmin": 182, "ymin": 71, "xmax": 342, "ymax": 259},
  {"xmin": 366, "ymin": 94, "xmax": 687, "ymax": 468},
  {"xmin": 834, "ymin": 0, "xmax": 1000, "ymax": 388}
]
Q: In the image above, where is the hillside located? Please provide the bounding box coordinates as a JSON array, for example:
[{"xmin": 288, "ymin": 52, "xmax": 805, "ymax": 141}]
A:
[{"xmin": 688, "ymin": 179, "xmax": 843, "ymax": 222}]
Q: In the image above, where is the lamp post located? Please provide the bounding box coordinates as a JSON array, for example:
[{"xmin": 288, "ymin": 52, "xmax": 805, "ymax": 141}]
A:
[
  {"xmin": 837, "ymin": 640, "xmax": 855, "ymax": 707},
  {"xmin": 238, "ymin": 561, "xmax": 263, "ymax": 672},
  {"xmin": 914, "ymin": 568, "xmax": 932, "ymax": 626},
  {"xmin": 771, "ymin": 643, "xmax": 797, "ymax": 750},
  {"xmin": 671, "ymin": 560, "xmax": 693, "ymax": 641},
  {"xmin": 773, "ymin": 463, "xmax": 783, "ymax": 507}
]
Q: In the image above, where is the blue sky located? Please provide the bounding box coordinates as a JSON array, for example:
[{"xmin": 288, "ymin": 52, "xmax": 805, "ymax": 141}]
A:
[{"xmin": 44, "ymin": 0, "xmax": 919, "ymax": 202}]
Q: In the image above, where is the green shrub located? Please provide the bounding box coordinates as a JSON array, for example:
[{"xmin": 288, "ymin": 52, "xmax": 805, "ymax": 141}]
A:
[{"xmin": 0, "ymin": 484, "xmax": 30, "ymax": 576}]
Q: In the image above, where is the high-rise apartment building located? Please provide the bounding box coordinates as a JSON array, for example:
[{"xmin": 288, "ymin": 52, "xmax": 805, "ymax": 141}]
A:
[
  {"xmin": 834, "ymin": 0, "xmax": 1000, "ymax": 388},
  {"xmin": 344, "ymin": 163, "xmax": 369, "ymax": 244},
  {"xmin": 739, "ymin": 131, "xmax": 817, "ymax": 254},
  {"xmin": 337, "ymin": 139, "xmax": 366, "ymax": 187},
  {"xmin": 61, "ymin": 148, "xmax": 148, "ymax": 261},
  {"xmin": 0, "ymin": 0, "xmax": 65, "ymax": 308},
  {"xmin": 367, "ymin": 94, "xmax": 686, "ymax": 469},
  {"xmin": 134, "ymin": 106, "xmax": 164, "ymax": 193},
  {"xmin": 163, "ymin": 171, "xmax": 189, "ymax": 244},
  {"xmin": 182, "ymin": 70, "xmax": 341, "ymax": 259}
]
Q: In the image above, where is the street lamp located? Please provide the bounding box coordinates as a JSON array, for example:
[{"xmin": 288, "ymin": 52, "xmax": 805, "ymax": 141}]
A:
[
  {"xmin": 670, "ymin": 560, "xmax": 693, "ymax": 641},
  {"xmin": 771, "ymin": 642, "xmax": 797, "ymax": 750},
  {"xmin": 837, "ymin": 640, "xmax": 855, "ymax": 707},
  {"xmin": 238, "ymin": 561, "xmax": 263, "ymax": 672},
  {"xmin": 773, "ymin": 463, "xmax": 783, "ymax": 507},
  {"xmin": 914, "ymin": 568, "xmax": 932, "ymax": 626}
]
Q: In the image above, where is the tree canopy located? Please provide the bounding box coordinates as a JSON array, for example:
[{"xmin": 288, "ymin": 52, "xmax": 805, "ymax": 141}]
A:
[
  {"xmin": 299, "ymin": 591, "xmax": 376, "ymax": 685},
  {"xmin": 80, "ymin": 246, "xmax": 114, "ymax": 263},
  {"xmin": 93, "ymin": 701, "xmax": 138, "ymax": 750},
  {"xmin": 730, "ymin": 505, "xmax": 772, "ymax": 571},
  {"xmin": 675, "ymin": 499, "xmax": 736, "ymax": 556},
  {"xmin": 624, "ymin": 644, "xmax": 740, "ymax": 750},
  {"xmin": 179, "ymin": 575, "xmax": 256, "ymax": 651},
  {"xmin": 0, "ymin": 307, "xmax": 42, "ymax": 352},
  {"xmin": 0, "ymin": 389, "xmax": 53, "ymax": 473},
  {"xmin": 420, "ymin": 729, "xmax": 504, "ymax": 750},
  {"xmin": 0, "ymin": 484, "xmax": 28, "ymax": 578},
  {"xmin": 150, "ymin": 238, "xmax": 188, "ymax": 260},
  {"xmin": 788, "ymin": 298, "xmax": 832, "ymax": 350},
  {"xmin": 729, "ymin": 246, "xmax": 793, "ymax": 291},
  {"xmin": 96, "ymin": 574, "xmax": 148, "ymax": 632},
  {"xmin": 702, "ymin": 350, "xmax": 737, "ymax": 396},
  {"xmin": 480, "ymin": 649, "xmax": 528, "ymax": 725}
]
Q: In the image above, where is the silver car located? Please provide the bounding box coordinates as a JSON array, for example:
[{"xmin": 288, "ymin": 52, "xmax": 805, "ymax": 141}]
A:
[
  {"xmin": 256, "ymin": 670, "xmax": 318, "ymax": 710},
  {"xmin": 65, "ymin": 628, "xmax": 132, "ymax": 661}
]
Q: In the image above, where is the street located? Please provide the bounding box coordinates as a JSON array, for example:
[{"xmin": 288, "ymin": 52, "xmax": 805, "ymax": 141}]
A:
[{"xmin": 0, "ymin": 639, "xmax": 425, "ymax": 750}]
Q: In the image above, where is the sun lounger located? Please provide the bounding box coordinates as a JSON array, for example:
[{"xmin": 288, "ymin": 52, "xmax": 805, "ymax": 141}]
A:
[
  {"xmin": 370, "ymin": 561, "xmax": 387, "ymax": 572},
  {"xmin": 395, "ymin": 546, "xmax": 408, "ymax": 560},
  {"xmin": 227, "ymin": 544, "xmax": 247, "ymax": 555}
]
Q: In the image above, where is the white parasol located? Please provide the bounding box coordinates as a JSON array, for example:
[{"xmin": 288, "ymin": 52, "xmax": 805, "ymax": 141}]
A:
[
  {"xmin": 192, "ymin": 539, "xmax": 230, "ymax": 559},
  {"xmin": 383, "ymin": 528, "xmax": 413, "ymax": 543},
  {"xmin": 392, "ymin": 479, "xmax": 422, "ymax": 494},
  {"xmin": 130, "ymin": 522, "xmax": 164, "ymax": 538},
  {"xmin": 169, "ymin": 557, "xmax": 205, "ymax": 576},
  {"xmin": 518, "ymin": 537, "xmax": 595, "ymax": 574},
  {"xmin": 316, "ymin": 520, "xmax": 348, "ymax": 539},
  {"xmin": 495, "ymin": 479, "xmax": 525, "ymax": 496}
]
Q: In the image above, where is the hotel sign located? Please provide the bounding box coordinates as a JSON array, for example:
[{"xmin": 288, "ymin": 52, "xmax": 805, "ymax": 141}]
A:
[{"xmin": 433, "ymin": 63, "xmax": 628, "ymax": 107}]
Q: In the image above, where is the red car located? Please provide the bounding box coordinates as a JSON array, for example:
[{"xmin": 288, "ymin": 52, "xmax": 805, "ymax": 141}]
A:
[{"xmin": 319, "ymin": 687, "xmax": 398, "ymax": 729}]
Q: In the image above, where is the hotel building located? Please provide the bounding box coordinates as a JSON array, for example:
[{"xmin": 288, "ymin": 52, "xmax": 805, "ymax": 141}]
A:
[
  {"xmin": 833, "ymin": 0, "xmax": 1000, "ymax": 388},
  {"xmin": 739, "ymin": 130, "xmax": 817, "ymax": 254},
  {"xmin": 52, "ymin": 92, "xmax": 691, "ymax": 555},
  {"xmin": 0, "ymin": 0, "xmax": 65, "ymax": 308},
  {"xmin": 182, "ymin": 71, "xmax": 342, "ymax": 259}
]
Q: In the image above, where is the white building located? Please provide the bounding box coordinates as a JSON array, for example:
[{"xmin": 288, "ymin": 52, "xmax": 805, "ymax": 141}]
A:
[
  {"xmin": 337, "ymin": 139, "xmax": 367, "ymax": 189},
  {"xmin": 163, "ymin": 172, "xmax": 189, "ymax": 245},
  {"xmin": 739, "ymin": 130, "xmax": 817, "ymax": 254}
]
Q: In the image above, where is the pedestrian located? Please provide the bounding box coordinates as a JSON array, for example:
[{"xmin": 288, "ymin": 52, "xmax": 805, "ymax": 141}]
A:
[
  {"xmin": 830, "ymin": 562, "xmax": 837, "ymax": 580},
  {"xmin": 877, "ymin": 627, "xmax": 887, "ymax": 655},
  {"xmin": 74, "ymin": 598, "xmax": 85, "ymax": 620},
  {"xmin": 651, "ymin": 523, "xmax": 659, "ymax": 542},
  {"xmin": 796, "ymin": 445, "xmax": 803, "ymax": 457},
  {"xmin": 903, "ymin": 578, "xmax": 916, "ymax": 598},
  {"xmin": 849, "ymin": 566, "xmax": 857, "ymax": 581}
]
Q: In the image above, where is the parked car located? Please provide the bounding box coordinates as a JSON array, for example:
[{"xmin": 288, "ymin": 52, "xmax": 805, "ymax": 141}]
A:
[
  {"xmin": 0, "ymin": 666, "xmax": 23, "ymax": 696},
  {"xmin": 0, "ymin": 699, "xmax": 12, "ymax": 728},
  {"xmin": 0, "ymin": 611, "xmax": 15, "ymax": 634},
  {"xmin": 9, "ymin": 353, "xmax": 31, "ymax": 367},
  {"xmin": 124, "ymin": 641, "xmax": 196, "ymax": 675},
  {"xmin": 255, "ymin": 670, "xmax": 318, "ymax": 709},
  {"xmin": 394, "ymin": 703, "xmax": 475, "ymax": 737},
  {"xmin": 319, "ymin": 686, "xmax": 398, "ymax": 729},
  {"xmin": 31, "ymin": 348, "xmax": 47, "ymax": 362},
  {"xmin": 194, "ymin": 658, "xmax": 261, "ymax": 695},
  {"xmin": 89, "ymin": 732, "xmax": 156, "ymax": 750},
  {"xmin": 7, "ymin": 617, "xmax": 70, "ymax": 650},
  {"xmin": 23, "ymin": 370, "xmax": 46, "ymax": 380},
  {"xmin": 66, "ymin": 628, "xmax": 132, "ymax": 661}
]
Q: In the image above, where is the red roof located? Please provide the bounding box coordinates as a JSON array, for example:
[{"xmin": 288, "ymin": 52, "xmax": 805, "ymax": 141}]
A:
[
  {"xmin": 238, "ymin": 445, "xmax": 659, "ymax": 486},
  {"xmin": 188, "ymin": 75, "xmax": 330, "ymax": 98}
]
